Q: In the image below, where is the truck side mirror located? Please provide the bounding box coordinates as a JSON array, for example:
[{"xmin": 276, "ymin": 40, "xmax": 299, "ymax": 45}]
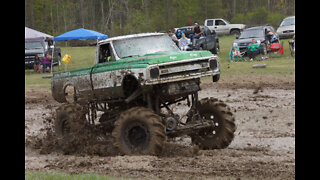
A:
[{"xmin": 236, "ymin": 36, "xmax": 239, "ymax": 39}]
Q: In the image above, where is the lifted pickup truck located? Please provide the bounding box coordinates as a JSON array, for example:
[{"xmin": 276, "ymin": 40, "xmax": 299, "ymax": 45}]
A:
[
  {"xmin": 204, "ymin": 18, "xmax": 246, "ymax": 36},
  {"xmin": 51, "ymin": 33, "xmax": 236, "ymax": 155}
]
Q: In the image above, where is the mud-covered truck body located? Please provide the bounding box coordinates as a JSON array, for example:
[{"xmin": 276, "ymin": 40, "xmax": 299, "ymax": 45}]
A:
[{"xmin": 51, "ymin": 33, "xmax": 236, "ymax": 155}]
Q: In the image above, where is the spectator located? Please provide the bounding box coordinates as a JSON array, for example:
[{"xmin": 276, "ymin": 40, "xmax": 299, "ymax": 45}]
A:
[
  {"xmin": 179, "ymin": 33, "xmax": 189, "ymax": 51},
  {"xmin": 266, "ymin": 30, "xmax": 278, "ymax": 43},
  {"xmin": 33, "ymin": 55, "xmax": 40, "ymax": 73},
  {"xmin": 247, "ymin": 39, "xmax": 260, "ymax": 61},
  {"xmin": 168, "ymin": 29, "xmax": 179, "ymax": 46},
  {"xmin": 232, "ymin": 47, "xmax": 243, "ymax": 58},
  {"xmin": 290, "ymin": 35, "xmax": 295, "ymax": 55},
  {"xmin": 190, "ymin": 23, "xmax": 202, "ymax": 43},
  {"xmin": 41, "ymin": 52, "xmax": 52, "ymax": 73}
]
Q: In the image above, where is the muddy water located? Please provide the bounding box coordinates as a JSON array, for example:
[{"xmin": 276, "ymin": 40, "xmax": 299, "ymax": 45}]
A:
[{"xmin": 25, "ymin": 74, "xmax": 295, "ymax": 179}]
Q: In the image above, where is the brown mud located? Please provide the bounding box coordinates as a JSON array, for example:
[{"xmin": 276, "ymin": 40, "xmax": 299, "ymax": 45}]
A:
[{"xmin": 25, "ymin": 73, "xmax": 295, "ymax": 179}]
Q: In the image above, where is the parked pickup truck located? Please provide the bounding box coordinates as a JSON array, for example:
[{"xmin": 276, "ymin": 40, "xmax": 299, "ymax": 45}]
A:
[
  {"xmin": 204, "ymin": 18, "xmax": 246, "ymax": 36},
  {"xmin": 51, "ymin": 33, "xmax": 236, "ymax": 155}
]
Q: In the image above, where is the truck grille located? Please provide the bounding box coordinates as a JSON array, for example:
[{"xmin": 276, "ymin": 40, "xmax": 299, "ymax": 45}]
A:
[
  {"xmin": 240, "ymin": 42, "xmax": 249, "ymax": 46},
  {"xmin": 283, "ymin": 30, "xmax": 294, "ymax": 33},
  {"xmin": 25, "ymin": 55, "xmax": 35, "ymax": 64},
  {"xmin": 25, "ymin": 55, "xmax": 35, "ymax": 60},
  {"xmin": 158, "ymin": 58, "xmax": 211, "ymax": 79}
]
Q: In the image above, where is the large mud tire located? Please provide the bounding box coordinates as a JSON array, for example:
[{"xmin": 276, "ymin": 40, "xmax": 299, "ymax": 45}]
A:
[
  {"xmin": 55, "ymin": 103, "xmax": 87, "ymax": 137},
  {"xmin": 191, "ymin": 97, "xmax": 236, "ymax": 149},
  {"xmin": 112, "ymin": 107, "xmax": 166, "ymax": 155}
]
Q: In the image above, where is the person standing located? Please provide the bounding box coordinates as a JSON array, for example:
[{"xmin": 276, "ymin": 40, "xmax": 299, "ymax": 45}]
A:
[
  {"xmin": 290, "ymin": 35, "xmax": 295, "ymax": 55},
  {"xmin": 266, "ymin": 30, "xmax": 279, "ymax": 43}
]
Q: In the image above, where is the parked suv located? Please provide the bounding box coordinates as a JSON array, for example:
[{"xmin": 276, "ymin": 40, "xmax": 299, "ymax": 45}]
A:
[
  {"xmin": 25, "ymin": 38, "xmax": 61, "ymax": 69},
  {"xmin": 276, "ymin": 16, "xmax": 295, "ymax": 39},
  {"xmin": 175, "ymin": 25, "xmax": 220, "ymax": 54},
  {"xmin": 233, "ymin": 25, "xmax": 278, "ymax": 55}
]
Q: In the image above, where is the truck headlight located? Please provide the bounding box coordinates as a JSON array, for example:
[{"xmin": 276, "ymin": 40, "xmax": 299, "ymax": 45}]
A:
[
  {"xmin": 150, "ymin": 67, "xmax": 160, "ymax": 79},
  {"xmin": 233, "ymin": 43, "xmax": 238, "ymax": 48},
  {"xmin": 209, "ymin": 59, "xmax": 218, "ymax": 71}
]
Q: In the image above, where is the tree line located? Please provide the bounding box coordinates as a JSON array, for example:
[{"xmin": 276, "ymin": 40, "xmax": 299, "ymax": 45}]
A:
[{"xmin": 25, "ymin": 0, "xmax": 295, "ymax": 38}]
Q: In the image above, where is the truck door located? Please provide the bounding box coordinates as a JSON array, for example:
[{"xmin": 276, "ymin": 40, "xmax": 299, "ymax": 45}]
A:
[
  {"xmin": 214, "ymin": 19, "xmax": 229, "ymax": 36},
  {"xmin": 205, "ymin": 19, "xmax": 215, "ymax": 33},
  {"xmin": 203, "ymin": 27, "xmax": 215, "ymax": 50},
  {"xmin": 91, "ymin": 43, "xmax": 123, "ymax": 100}
]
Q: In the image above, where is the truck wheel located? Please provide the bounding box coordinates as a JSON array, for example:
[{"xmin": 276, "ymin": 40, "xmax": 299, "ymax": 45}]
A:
[
  {"xmin": 55, "ymin": 103, "xmax": 87, "ymax": 137},
  {"xmin": 210, "ymin": 47, "xmax": 217, "ymax": 54},
  {"xmin": 112, "ymin": 107, "xmax": 166, "ymax": 155},
  {"xmin": 230, "ymin": 29, "xmax": 240, "ymax": 36},
  {"xmin": 191, "ymin": 98, "xmax": 236, "ymax": 149}
]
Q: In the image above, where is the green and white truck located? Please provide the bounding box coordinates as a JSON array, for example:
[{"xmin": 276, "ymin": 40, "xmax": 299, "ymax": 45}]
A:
[{"xmin": 51, "ymin": 33, "xmax": 236, "ymax": 155}]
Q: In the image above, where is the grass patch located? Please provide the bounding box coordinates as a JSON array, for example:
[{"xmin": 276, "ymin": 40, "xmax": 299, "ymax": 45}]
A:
[
  {"xmin": 25, "ymin": 46, "xmax": 96, "ymax": 89},
  {"xmin": 25, "ymin": 170, "xmax": 130, "ymax": 180},
  {"xmin": 25, "ymin": 36, "xmax": 294, "ymax": 89},
  {"xmin": 217, "ymin": 35, "xmax": 295, "ymax": 74}
]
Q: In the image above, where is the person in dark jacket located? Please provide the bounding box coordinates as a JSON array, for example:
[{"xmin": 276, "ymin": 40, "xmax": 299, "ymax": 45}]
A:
[{"xmin": 190, "ymin": 23, "xmax": 202, "ymax": 43}]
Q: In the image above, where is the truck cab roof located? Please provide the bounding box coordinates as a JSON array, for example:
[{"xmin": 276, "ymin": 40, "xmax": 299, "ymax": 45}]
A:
[{"xmin": 97, "ymin": 33, "xmax": 165, "ymax": 45}]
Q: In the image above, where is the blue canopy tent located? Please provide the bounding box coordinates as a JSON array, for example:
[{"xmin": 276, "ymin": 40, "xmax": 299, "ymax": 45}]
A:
[
  {"xmin": 54, "ymin": 28, "xmax": 108, "ymax": 41},
  {"xmin": 53, "ymin": 28, "xmax": 108, "ymax": 72}
]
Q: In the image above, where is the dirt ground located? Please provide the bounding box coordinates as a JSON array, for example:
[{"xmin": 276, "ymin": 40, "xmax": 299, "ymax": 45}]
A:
[{"xmin": 25, "ymin": 73, "xmax": 295, "ymax": 180}]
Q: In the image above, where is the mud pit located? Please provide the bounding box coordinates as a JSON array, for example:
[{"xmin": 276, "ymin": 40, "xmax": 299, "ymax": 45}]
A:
[{"xmin": 25, "ymin": 74, "xmax": 295, "ymax": 179}]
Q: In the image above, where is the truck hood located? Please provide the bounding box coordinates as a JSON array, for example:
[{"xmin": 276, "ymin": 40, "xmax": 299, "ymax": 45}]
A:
[
  {"xmin": 276, "ymin": 25, "xmax": 295, "ymax": 33},
  {"xmin": 94, "ymin": 50, "xmax": 215, "ymax": 69},
  {"xmin": 234, "ymin": 37, "xmax": 265, "ymax": 46},
  {"xmin": 53, "ymin": 50, "xmax": 215, "ymax": 79},
  {"xmin": 228, "ymin": 24, "xmax": 246, "ymax": 29}
]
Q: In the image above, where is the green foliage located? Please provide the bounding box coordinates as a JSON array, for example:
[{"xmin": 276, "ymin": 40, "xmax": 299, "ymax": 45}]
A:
[
  {"xmin": 267, "ymin": 12, "xmax": 286, "ymax": 28},
  {"xmin": 231, "ymin": 7, "xmax": 287, "ymax": 28},
  {"xmin": 230, "ymin": 13, "xmax": 246, "ymax": 24},
  {"xmin": 246, "ymin": 7, "xmax": 269, "ymax": 26},
  {"xmin": 25, "ymin": 0, "xmax": 295, "ymax": 37}
]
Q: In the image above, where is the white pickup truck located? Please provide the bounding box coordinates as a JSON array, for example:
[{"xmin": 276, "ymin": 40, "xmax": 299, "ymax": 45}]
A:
[{"xmin": 204, "ymin": 18, "xmax": 246, "ymax": 36}]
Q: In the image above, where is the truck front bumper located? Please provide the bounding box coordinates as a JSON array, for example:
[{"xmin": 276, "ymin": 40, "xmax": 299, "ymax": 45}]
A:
[{"xmin": 145, "ymin": 56, "xmax": 220, "ymax": 85}]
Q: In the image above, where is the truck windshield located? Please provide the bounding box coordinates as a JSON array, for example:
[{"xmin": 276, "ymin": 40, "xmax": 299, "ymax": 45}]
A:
[
  {"xmin": 113, "ymin": 34, "xmax": 180, "ymax": 58},
  {"xmin": 223, "ymin": 19, "xmax": 230, "ymax": 24},
  {"xmin": 239, "ymin": 29, "xmax": 264, "ymax": 39},
  {"xmin": 25, "ymin": 41, "xmax": 43, "ymax": 50},
  {"xmin": 280, "ymin": 17, "xmax": 295, "ymax": 27}
]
